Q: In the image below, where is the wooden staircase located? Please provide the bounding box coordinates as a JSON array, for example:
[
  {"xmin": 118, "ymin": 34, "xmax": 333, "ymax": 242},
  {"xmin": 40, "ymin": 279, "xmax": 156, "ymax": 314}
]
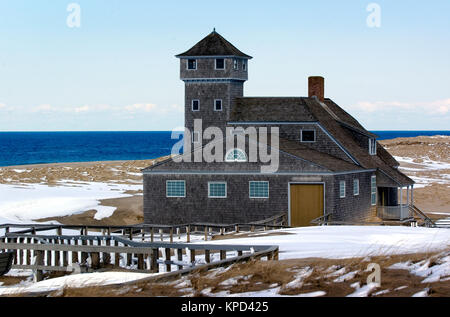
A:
[{"xmin": 409, "ymin": 205, "xmax": 437, "ymax": 228}]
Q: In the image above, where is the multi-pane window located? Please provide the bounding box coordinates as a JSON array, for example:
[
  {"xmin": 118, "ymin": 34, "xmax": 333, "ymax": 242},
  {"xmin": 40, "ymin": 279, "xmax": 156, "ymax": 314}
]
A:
[
  {"xmin": 371, "ymin": 176, "xmax": 377, "ymax": 205},
  {"xmin": 208, "ymin": 182, "xmax": 227, "ymax": 198},
  {"xmin": 225, "ymin": 149, "xmax": 247, "ymax": 162},
  {"xmin": 339, "ymin": 181, "xmax": 346, "ymax": 198},
  {"xmin": 249, "ymin": 181, "xmax": 269, "ymax": 199},
  {"xmin": 353, "ymin": 179, "xmax": 360, "ymax": 196},
  {"xmin": 233, "ymin": 59, "xmax": 239, "ymax": 70},
  {"xmin": 166, "ymin": 180, "xmax": 186, "ymax": 198},
  {"xmin": 187, "ymin": 59, "xmax": 197, "ymax": 70},
  {"xmin": 301, "ymin": 130, "xmax": 316, "ymax": 142},
  {"xmin": 369, "ymin": 138, "xmax": 377, "ymax": 155},
  {"xmin": 215, "ymin": 58, "xmax": 225, "ymax": 69},
  {"xmin": 192, "ymin": 100, "xmax": 200, "ymax": 111},
  {"xmin": 214, "ymin": 99, "xmax": 223, "ymax": 111}
]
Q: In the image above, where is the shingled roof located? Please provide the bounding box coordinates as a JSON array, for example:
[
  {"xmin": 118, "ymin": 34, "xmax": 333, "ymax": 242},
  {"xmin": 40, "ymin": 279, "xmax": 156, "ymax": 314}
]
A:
[
  {"xmin": 230, "ymin": 97, "xmax": 315, "ymax": 122},
  {"xmin": 176, "ymin": 30, "xmax": 252, "ymax": 59},
  {"xmin": 229, "ymin": 96, "xmax": 412, "ymax": 186}
]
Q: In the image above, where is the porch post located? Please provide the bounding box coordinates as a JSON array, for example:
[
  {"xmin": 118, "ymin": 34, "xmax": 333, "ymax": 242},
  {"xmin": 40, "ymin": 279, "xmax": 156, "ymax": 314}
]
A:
[
  {"xmin": 407, "ymin": 186, "xmax": 410, "ymax": 207},
  {"xmin": 411, "ymin": 185, "xmax": 414, "ymax": 206},
  {"xmin": 400, "ymin": 186, "xmax": 403, "ymax": 219}
]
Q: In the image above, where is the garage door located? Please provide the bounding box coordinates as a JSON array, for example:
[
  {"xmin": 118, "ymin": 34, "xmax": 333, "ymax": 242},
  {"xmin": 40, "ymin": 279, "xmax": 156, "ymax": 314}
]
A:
[{"xmin": 290, "ymin": 184, "xmax": 324, "ymax": 227}]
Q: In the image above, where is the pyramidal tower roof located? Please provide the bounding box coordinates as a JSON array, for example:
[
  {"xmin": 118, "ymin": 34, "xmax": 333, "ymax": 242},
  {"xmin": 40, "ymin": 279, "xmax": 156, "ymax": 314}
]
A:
[{"xmin": 176, "ymin": 29, "xmax": 252, "ymax": 59}]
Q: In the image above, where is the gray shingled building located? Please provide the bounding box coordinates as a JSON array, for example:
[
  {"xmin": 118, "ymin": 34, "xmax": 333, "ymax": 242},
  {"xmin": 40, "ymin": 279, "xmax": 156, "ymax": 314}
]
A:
[{"xmin": 142, "ymin": 30, "xmax": 415, "ymax": 226}]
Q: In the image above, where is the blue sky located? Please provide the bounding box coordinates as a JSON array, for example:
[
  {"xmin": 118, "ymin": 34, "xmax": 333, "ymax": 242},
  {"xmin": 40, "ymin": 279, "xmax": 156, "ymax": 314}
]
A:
[{"xmin": 0, "ymin": 0, "xmax": 449, "ymax": 131}]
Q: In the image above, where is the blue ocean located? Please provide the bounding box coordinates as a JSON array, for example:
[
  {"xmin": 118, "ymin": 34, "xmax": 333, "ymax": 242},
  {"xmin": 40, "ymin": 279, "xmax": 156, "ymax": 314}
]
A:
[{"xmin": 0, "ymin": 131, "xmax": 448, "ymax": 167}]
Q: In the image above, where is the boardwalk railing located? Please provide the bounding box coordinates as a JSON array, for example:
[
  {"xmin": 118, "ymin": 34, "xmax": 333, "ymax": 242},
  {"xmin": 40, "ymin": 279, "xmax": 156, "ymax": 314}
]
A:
[
  {"xmin": 0, "ymin": 213, "xmax": 289, "ymax": 244},
  {"xmin": 0, "ymin": 233, "xmax": 278, "ymax": 282}
]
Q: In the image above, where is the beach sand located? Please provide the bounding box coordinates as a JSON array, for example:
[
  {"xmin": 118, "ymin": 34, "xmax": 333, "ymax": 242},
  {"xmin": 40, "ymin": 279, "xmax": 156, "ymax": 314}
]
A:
[{"xmin": 0, "ymin": 136, "xmax": 448, "ymax": 226}]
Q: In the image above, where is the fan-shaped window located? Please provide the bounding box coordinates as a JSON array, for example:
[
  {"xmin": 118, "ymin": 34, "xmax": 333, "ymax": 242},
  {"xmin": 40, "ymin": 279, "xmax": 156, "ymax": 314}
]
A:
[{"xmin": 225, "ymin": 149, "xmax": 247, "ymax": 162}]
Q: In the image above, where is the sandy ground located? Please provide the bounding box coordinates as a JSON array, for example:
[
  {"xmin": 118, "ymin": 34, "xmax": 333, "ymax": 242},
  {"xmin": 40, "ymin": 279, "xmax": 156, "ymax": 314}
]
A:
[
  {"xmin": 0, "ymin": 136, "xmax": 448, "ymax": 226},
  {"xmin": 379, "ymin": 135, "xmax": 450, "ymax": 215}
]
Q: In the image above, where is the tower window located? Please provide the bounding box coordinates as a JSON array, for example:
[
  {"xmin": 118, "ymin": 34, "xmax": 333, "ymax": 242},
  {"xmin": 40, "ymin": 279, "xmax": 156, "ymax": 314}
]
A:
[
  {"xmin": 214, "ymin": 99, "xmax": 223, "ymax": 111},
  {"xmin": 233, "ymin": 59, "xmax": 239, "ymax": 70},
  {"xmin": 187, "ymin": 59, "xmax": 197, "ymax": 70},
  {"xmin": 192, "ymin": 100, "xmax": 200, "ymax": 111},
  {"xmin": 242, "ymin": 60, "xmax": 247, "ymax": 71},
  {"xmin": 215, "ymin": 58, "xmax": 225, "ymax": 70},
  {"xmin": 301, "ymin": 130, "xmax": 316, "ymax": 142}
]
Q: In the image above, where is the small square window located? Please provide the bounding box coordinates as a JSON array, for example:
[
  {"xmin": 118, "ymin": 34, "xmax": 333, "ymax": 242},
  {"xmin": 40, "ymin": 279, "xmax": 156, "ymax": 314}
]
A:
[
  {"xmin": 192, "ymin": 100, "xmax": 200, "ymax": 111},
  {"xmin": 187, "ymin": 59, "xmax": 197, "ymax": 70},
  {"xmin": 301, "ymin": 130, "xmax": 316, "ymax": 142},
  {"xmin": 208, "ymin": 182, "xmax": 227, "ymax": 198},
  {"xmin": 249, "ymin": 181, "xmax": 269, "ymax": 199},
  {"xmin": 233, "ymin": 59, "xmax": 238, "ymax": 70},
  {"xmin": 166, "ymin": 180, "xmax": 186, "ymax": 198},
  {"xmin": 216, "ymin": 58, "xmax": 225, "ymax": 70},
  {"xmin": 340, "ymin": 181, "xmax": 346, "ymax": 198},
  {"xmin": 214, "ymin": 99, "xmax": 223, "ymax": 111}
]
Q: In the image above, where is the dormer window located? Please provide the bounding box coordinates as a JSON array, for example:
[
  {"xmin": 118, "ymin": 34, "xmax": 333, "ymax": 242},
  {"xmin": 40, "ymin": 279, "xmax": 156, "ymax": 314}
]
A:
[
  {"xmin": 233, "ymin": 59, "xmax": 239, "ymax": 70},
  {"xmin": 215, "ymin": 58, "xmax": 225, "ymax": 70},
  {"xmin": 369, "ymin": 138, "xmax": 377, "ymax": 155},
  {"xmin": 187, "ymin": 59, "xmax": 197, "ymax": 70},
  {"xmin": 301, "ymin": 130, "xmax": 316, "ymax": 143}
]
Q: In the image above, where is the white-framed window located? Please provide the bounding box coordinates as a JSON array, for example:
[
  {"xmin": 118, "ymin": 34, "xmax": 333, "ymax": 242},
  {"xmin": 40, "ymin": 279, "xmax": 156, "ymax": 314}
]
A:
[
  {"xmin": 187, "ymin": 59, "xmax": 197, "ymax": 70},
  {"xmin": 214, "ymin": 99, "xmax": 223, "ymax": 111},
  {"xmin": 249, "ymin": 181, "xmax": 269, "ymax": 199},
  {"xmin": 215, "ymin": 58, "xmax": 225, "ymax": 70},
  {"xmin": 192, "ymin": 100, "xmax": 200, "ymax": 112},
  {"xmin": 225, "ymin": 148, "xmax": 247, "ymax": 162},
  {"xmin": 233, "ymin": 59, "xmax": 239, "ymax": 70},
  {"xmin": 242, "ymin": 60, "xmax": 247, "ymax": 71},
  {"xmin": 208, "ymin": 182, "xmax": 227, "ymax": 198},
  {"xmin": 353, "ymin": 179, "xmax": 360, "ymax": 196},
  {"xmin": 166, "ymin": 180, "xmax": 186, "ymax": 198},
  {"xmin": 192, "ymin": 131, "xmax": 201, "ymax": 144},
  {"xmin": 369, "ymin": 138, "xmax": 377, "ymax": 155},
  {"xmin": 371, "ymin": 176, "xmax": 377, "ymax": 205},
  {"xmin": 301, "ymin": 130, "xmax": 316, "ymax": 143},
  {"xmin": 339, "ymin": 181, "xmax": 346, "ymax": 198}
]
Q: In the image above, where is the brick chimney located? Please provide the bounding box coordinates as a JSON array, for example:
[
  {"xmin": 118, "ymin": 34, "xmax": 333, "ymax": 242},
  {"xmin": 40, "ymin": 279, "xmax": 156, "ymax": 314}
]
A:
[{"xmin": 308, "ymin": 76, "xmax": 325, "ymax": 102}]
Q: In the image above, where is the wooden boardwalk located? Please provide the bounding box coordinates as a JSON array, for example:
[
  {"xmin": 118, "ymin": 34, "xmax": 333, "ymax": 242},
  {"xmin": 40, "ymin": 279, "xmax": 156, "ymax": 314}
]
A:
[{"xmin": 0, "ymin": 217, "xmax": 285, "ymax": 281}]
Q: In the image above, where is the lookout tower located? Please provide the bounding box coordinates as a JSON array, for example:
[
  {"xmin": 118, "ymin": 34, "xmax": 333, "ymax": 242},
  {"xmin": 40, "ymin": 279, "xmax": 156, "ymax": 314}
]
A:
[{"xmin": 176, "ymin": 30, "xmax": 252, "ymax": 141}]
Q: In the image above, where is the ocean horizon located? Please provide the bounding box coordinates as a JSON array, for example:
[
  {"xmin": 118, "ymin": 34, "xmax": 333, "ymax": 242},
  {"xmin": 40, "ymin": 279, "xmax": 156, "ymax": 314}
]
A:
[{"xmin": 0, "ymin": 130, "xmax": 449, "ymax": 167}]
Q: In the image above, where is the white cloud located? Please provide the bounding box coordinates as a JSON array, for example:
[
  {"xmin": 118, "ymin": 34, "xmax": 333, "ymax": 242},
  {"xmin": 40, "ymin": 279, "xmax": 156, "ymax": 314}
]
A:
[
  {"xmin": 349, "ymin": 98, "xmax": 450, "ymax": 115},
  {"xmin": 26, "ymin": 102, "xmax": 183, "ymax": 115},
  {"xmin": 124, "ymin": 103, "xmax": 157, "ymax": 113}
]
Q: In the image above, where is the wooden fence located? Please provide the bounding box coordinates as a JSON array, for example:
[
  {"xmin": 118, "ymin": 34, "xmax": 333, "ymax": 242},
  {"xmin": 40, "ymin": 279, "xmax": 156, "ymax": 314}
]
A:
[
  {"xmin": 0, "ymin": 234, "xmax": 278, "ymax": 282},
  {"xmin": 0, "ymin": 213, "xmax": 288, "ymax": 244}
]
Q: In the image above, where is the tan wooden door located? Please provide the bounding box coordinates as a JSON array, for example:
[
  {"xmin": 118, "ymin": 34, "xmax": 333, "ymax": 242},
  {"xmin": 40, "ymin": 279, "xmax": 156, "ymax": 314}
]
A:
[{"xmin": 290, "ymin": 184, "xmax": 324, "ymax": 227}]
